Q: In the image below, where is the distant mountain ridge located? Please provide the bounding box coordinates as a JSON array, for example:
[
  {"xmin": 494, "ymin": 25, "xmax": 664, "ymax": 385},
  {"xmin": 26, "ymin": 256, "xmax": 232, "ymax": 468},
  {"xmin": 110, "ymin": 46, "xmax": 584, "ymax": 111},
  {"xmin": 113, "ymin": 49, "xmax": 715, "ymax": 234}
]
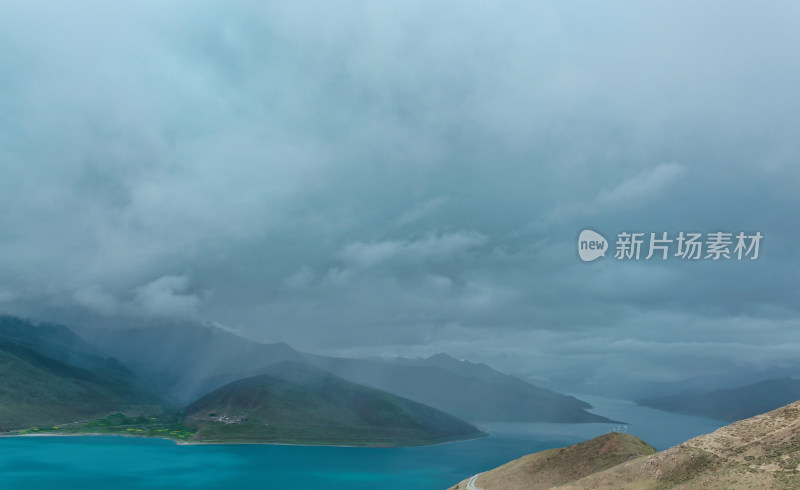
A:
[
  {"xmin": 304, "ymin": 352, "xmax": 608, "ymax": 423},
  {"xmin": 640, "ymin": 378, "xmax": 800, "ymax": 422},
  {"xmin": 0, "ymin": 314, "xmax": 610, "ymax": 446},
  {"xmin": 0, "ymin": 315, "xmax": 486, "ymax": 446},
  {"xmin": 76, "ymin": 321, "xmax": 612, "ymax": 423},
  {"xmin": 76, "ymin": 322, "xmax": 303, "ymax": 402},
  {"xmin": 0, "ymin": 315, "xmax": 133, "ymax": 382},
  {"xmin": 545, "ymin": 367, "xmax": 800, "ymax": 401}
]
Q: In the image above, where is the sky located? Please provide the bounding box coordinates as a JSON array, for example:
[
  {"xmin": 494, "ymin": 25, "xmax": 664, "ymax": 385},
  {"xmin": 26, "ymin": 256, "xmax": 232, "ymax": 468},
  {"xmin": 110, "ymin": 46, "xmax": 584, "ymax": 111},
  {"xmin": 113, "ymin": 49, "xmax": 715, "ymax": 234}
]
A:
[{"xmin": 1, "ymin": 1, "xmax": 799, "ymax": 392}]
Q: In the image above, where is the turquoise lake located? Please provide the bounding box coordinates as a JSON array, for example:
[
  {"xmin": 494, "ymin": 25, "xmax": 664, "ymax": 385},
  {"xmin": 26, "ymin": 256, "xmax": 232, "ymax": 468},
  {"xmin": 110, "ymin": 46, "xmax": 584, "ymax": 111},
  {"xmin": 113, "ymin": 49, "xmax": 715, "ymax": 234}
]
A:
[{"xmin": 0, "ymin": 395, "xmax": 724, "ymax": 489}]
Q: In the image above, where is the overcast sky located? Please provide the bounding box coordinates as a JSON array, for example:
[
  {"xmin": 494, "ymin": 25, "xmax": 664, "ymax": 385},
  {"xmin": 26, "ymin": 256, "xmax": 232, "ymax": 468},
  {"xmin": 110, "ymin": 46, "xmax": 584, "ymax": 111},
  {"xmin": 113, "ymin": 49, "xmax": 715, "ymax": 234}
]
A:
[{"xmin": 2, "ymin": 1, "xmax": 799, "ymax": 390}]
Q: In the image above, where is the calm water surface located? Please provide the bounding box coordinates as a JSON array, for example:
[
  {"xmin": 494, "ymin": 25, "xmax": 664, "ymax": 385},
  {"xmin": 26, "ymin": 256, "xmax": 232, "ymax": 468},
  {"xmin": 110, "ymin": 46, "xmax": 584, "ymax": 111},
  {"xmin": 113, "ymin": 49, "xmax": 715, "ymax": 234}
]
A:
[{"xmin": 0, "ymin": 395, "xmax": 725, "ymax": 489}]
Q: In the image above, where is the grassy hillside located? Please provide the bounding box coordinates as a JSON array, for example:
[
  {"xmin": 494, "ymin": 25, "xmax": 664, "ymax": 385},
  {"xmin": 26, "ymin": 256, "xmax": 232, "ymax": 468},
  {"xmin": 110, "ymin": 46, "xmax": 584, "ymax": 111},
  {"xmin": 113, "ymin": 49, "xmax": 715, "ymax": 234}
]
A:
[
  {"xmin": 183, "ymin": 362, "xmax": 485, "ymax": 446},
  {"xmin": 0, "ymin": 315, "xmax": 134, "ymax": 382},
  {"xmin": 640, "ymin": 378, "xmax": 800, "ymax": 422},
  {"xmin": 450, "ymin": 433, "xmax": 656, "ymax": 490},
  {"xmin": 0, "ymin": 339, "xmax": 146, "ymax": 430}
]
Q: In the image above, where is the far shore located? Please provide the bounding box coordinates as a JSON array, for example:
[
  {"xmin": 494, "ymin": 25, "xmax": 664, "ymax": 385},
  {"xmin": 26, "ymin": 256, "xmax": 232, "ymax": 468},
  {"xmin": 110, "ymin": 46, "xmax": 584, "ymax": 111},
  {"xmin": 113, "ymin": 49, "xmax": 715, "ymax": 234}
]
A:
[{"xmin": 0, "ymin": 430, "xmax": 487, "ymax": 448}]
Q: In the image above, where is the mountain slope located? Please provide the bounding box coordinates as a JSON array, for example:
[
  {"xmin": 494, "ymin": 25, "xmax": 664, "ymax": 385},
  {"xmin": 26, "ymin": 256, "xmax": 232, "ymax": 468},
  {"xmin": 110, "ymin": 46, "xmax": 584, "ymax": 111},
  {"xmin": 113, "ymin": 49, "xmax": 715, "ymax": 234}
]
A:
[
  {"xmin": 304, "ymin": 353, "xmax": 611, "ymax": 423},
  {"xmin": 77, "ymin": 323, "xmax": 609, "ymax": 423},
  {"xmin": 0, "ymin": 338, "xmax": 145, "ymax": 430},
  {"xmin": 450, "ymin": 433, "xmax": 656, "ymax": 490},
  {"xmin": 0, "ymin": 315, "xmax": 133, "ymax": 383},
  {"xmin": 451, "ymin": 400, "xmax": 800, "ymax": 489},
  {"xmin": 640, "ymin": 378, "xmax": 800, "ymax": 422},
  {"xmin": 183, "ymin": 362, "xmax": 485, "ymax": 446},
  {"xmin": 545, "ymin": 367, "xmax": 800, "ymax": 401},
  {"xmin": 76, "ymin": 323, "xmax": 303, "ymax": 402}
]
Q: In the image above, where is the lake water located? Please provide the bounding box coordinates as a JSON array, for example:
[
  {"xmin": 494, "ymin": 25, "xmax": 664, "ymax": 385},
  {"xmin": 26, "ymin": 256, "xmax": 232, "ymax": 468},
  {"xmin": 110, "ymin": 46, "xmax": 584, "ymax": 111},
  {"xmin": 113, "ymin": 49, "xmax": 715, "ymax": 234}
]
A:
[{"xmin": 0, "ymin": 395, "xmax": 724, "ymax": 489}]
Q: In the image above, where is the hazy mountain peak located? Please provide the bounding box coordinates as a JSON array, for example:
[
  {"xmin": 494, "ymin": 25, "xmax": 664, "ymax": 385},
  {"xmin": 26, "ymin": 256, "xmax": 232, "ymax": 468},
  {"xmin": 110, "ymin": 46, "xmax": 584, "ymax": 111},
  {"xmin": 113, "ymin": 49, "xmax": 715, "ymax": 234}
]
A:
[
  {"xmin": 640, "ymin": 377, "xmax": 800, "ymax": 422},
  {"xmin": 428, "ymin": 352, "xmax": 458, "ymax": 361}
]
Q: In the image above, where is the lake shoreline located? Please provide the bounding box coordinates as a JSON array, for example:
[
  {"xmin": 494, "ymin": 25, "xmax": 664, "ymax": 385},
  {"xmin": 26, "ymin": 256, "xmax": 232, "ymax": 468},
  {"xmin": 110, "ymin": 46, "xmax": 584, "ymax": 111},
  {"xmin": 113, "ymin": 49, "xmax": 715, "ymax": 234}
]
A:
[
  {"xmin": 0, "ymin": 396, "xmax": 727, "ymax": 490},
  {"xmin": 0, "ymin": 430, "xmax": 488, "ymax": 448}
]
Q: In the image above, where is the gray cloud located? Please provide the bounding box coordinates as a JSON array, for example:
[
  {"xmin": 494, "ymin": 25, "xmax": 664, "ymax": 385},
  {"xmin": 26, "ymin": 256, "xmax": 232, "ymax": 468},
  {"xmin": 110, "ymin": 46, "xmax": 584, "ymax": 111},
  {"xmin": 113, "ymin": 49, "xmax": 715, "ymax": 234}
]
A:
[
  {"xmin": 1, "ymin": 1, "xmax": 799, "ymax": 393},
  {"xmin": 133, "ymin": 275, "xmax": 203, "ymax": 320},
  {"xmin": 336, "ymin": 231, "xmax": 488, "ymax": 269},
  {"xmin": 536, "ymin": 163, "xmax": 688, "ymax": 227}
]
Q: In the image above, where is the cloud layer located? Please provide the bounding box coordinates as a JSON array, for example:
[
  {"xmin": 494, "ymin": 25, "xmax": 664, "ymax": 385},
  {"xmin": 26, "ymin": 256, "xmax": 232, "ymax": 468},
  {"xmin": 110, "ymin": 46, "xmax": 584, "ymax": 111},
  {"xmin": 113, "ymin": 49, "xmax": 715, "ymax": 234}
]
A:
[{"xmin": 2, "ymin": 1, "xmax": 799, "ymax": 391}]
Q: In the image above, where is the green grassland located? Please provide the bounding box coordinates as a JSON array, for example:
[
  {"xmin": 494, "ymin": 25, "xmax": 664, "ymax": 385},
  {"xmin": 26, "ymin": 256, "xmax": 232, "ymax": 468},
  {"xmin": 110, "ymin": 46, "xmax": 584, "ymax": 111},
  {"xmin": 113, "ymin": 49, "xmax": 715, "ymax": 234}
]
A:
[
  {"xmin": 12, "ymin": 409, "xmax": 479, "ymax": 446},
  {"xmin": 0, "ymin": 343, "xmax": 147, "ymax": 430},
  {"xmin": 12, "ymin": 412, "xmax": 196, "ymax": 442}
]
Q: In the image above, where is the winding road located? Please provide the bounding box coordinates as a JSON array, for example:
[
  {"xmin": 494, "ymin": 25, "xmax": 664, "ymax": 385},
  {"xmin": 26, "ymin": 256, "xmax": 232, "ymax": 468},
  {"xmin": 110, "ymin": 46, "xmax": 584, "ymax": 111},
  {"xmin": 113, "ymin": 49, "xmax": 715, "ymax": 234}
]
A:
[{"xmin": 467, "ymin": 472, "xmax": 483, "ymax": 490}]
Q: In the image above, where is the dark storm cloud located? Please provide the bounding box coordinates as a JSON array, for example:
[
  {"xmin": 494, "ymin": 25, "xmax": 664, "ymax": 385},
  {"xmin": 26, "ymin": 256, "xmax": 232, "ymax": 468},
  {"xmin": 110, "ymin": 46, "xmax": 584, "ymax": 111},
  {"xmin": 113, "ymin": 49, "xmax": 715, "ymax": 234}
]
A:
[{"xmin": 2, "ymin": 1, "xmax": 799, "ymax": 389}]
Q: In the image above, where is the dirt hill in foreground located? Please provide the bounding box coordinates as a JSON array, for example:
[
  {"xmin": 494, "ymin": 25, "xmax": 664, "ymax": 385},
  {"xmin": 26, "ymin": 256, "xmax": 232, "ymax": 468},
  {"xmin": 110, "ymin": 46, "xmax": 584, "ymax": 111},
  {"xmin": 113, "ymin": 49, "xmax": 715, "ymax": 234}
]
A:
[
  {"xmin": 452, "ymin": 400, "xmax": 800, "ymax": 489},
  {"xmin": 562, "ymin": 400, "xmax": 800, "ymax": 489},
  {"xmin": 450, "ymin": 432, "xmax": 656, "ymax": 489}
]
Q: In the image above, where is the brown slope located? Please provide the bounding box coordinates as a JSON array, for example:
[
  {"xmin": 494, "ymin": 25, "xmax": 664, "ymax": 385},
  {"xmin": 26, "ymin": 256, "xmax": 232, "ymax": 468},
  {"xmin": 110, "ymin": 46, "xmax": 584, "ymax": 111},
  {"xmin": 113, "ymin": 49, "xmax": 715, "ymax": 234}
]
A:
[
  {"xmin": 450, "ymin": 432, "xmax": 656, "ymax": 489},
  {"xmin": 559, "ymin": 400, "xmax": 800, "ymax": 489}
]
